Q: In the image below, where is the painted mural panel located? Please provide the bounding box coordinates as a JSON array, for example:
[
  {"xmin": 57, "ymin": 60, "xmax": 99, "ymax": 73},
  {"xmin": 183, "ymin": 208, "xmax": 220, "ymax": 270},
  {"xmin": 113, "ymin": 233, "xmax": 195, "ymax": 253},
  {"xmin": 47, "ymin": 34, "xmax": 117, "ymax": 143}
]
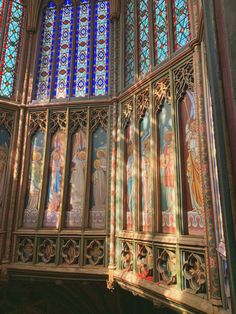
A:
[
  {"xmin": 44, "ymin": 131, "xmax": 65, "ymax": 228},
  {"xmin": 0, "ymin": 127, "xmax": 10, "ymax": 212},
  {"xmin": 158, "ymin": 102, "xmax": 176, "ymax": 233},
  {"xmin": 124, "ymin": 121, "xmax": 134, "ymax": 230},
  {"xmin": 66, "ymin": 130, "xmax": 87, "ymax": 227},
  {"xmin": 179, "ymin": 90, "xmax": 204, "ymax": 235},
  {"xmin": 23, "ymin": 130, "xmax": 45, "ymax": 228},
  {"xmin": 89, "ymin": 126, "xmax": 107, "ymax": 229},
  {"xmin": 140, "ymin": 111, "xmax": 152, "ymax": 232}
]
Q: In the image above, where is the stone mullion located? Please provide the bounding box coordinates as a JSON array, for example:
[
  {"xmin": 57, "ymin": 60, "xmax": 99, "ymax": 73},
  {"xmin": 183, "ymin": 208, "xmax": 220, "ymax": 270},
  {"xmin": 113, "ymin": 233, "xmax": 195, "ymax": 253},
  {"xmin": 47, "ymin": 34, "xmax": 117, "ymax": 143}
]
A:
[
  {"xmin": 108, "ymin": 103, "xmax": 117, "ymax": 272},
  {"xmin": 106, "ymin": 106, "xmax": 112, "ymax": 233},
  {"xmin": 2, "ymin": 108, "xmax": 25, "ymax": 265},
  {"xmin": 133, "ymin": 94, "xmax": 139, "ymax": 233},
  {"xmin": 38, "ymin": 109, "xmax": 50, "ymax": 229},
  {"xmin": 193, "ymin": 45, "xmax": 221, "ymax": 301},
  {"xmin": 15, "ymin": 109, "xmax": 31, "ymax": 229},
  {"xmin": 149, "ymin": 83, "xmax": 155, "ymax": 235},
  {"xmin": 83, "ymin": 108, "xmax": 92, "ymax": 229},
  {"xmin": 116, "ymin": 103, "xmax": 122, "ymax": 235},
  {"xmin": 58, "ymin": 108, "xmax": 70, "ymax": 231},
  {"xmin": 28, "ymin": 5, "xmax": 44, "ymax": 103}
]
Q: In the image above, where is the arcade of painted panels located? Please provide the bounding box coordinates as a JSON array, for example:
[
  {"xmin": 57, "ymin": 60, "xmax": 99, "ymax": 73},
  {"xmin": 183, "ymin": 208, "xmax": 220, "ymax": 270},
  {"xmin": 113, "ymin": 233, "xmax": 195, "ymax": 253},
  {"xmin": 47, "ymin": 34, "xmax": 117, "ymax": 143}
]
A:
[{"xmin": 0, "ymin": 0, "xmax": 235, "ymax": 313}]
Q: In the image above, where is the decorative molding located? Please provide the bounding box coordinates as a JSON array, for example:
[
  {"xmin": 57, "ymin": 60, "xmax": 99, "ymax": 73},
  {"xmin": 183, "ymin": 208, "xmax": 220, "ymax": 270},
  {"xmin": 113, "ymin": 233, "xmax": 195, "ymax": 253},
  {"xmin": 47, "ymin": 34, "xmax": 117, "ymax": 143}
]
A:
[
  {"xmin": 156, "ymin": 249, "xmax": 176, "ymax": 285},
  {"xmin": 70, "ymin": 110, "xmax": 87, "ymax": 134},
  {"xmin": 122, "ymin": 100, "xmax": 133, "ymax": 129},
  {"xmin": 0, "ymin": 110, "xmax": 15, "ymax": 134},
  {"xmin": 121, "ymin": 242, "xmax": 133, "ymax": 271},
  {"xmin": 17, "ymin": 238, "xmax": 34, "ymax": 263},
  {"xmin": 137, "ymin": 244, "xmax": 153, "ymax": 279},
  {"xmin": 85, "ymin": 240, "xmax": 104, "ymax": 266},
  {"xmin": 153, "ymin": 78, "xmax": 171, "ymax": 113},
  {"xmin": 174, "ymin": 59, "xmax": 194, "ymax": 104},
  {"xmin": 136, "ymin": 89, "xmax": 150, "ymax": 121},
  {"xmin": 29, "ymin": 111, "xmax": 47, "ymax": 135},
  {"xmin": 38, "ymin": 239, "xmax": 56, "ymax": 263},
  {"xmin": 182, "ymin": 252, "xmax": 206, "ymax": 293},
  {"xmin": 49, "ymin": 111, "xmax": 66, "ymax": 133},
  {"xmin": 90, "ymin": 109, "xmax": 109, "ymax": 132},
  {"xmin": 61, "ymin": 239, "xmax": 80, "ymax": 265}
]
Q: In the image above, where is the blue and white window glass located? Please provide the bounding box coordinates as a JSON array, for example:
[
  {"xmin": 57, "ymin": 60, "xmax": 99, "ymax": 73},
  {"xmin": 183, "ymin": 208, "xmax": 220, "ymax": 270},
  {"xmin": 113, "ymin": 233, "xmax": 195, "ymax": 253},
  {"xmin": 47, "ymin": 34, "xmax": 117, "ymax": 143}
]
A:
[{"xmin": 35, "ymin": 0, "xmax": 110, "ymax": 101}]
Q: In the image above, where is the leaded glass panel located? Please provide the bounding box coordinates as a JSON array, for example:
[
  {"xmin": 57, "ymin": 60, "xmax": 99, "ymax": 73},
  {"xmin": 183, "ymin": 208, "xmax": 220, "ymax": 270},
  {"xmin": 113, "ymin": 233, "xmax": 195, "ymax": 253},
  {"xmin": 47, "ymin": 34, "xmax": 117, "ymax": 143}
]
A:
[
  {"xmin": 35, "ymin": 1, "xmax": 57, "ymax": 100},
  {"xmin": 153, "ymin": 0, "xmax": 169, "ymax": 64},
  {"xmin": 92, "ymin": 0, "xmax": 110, "ymax": 96},
  {"xmin": 0, "ymin": 0, "xmax": 25, "ymax": 98},
  {"xmin": 54, "ymin": 0, "xmax": 74, "ymax": 99},
  {"xmin": 138, "ymin": 0, "xmax": 150, "ymax": 76},
  {"xmin": 124, "ymin": 0, "xmax": 135, "ymax": 87},
  {"xmin": 173, "ymin": 0, "xmax": 190, "ymax": 50},
  {"xmin": 73, "ymin": 0, "xmax": 91, "ymax": 97}
]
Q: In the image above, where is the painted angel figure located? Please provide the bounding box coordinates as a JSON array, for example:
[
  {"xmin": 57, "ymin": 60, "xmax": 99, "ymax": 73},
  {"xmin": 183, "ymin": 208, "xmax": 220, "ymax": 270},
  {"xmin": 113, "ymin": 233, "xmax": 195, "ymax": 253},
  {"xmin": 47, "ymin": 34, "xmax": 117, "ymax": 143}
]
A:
[{"xmin": 70, "ymin": 150, "xmax": 86, "ymax": 210}]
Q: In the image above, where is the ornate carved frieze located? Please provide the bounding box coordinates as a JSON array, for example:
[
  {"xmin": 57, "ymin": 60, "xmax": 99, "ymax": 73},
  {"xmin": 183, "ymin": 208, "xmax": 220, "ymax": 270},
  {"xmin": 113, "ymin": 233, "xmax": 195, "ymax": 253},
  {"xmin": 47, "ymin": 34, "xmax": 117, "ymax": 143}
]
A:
[
  {"xmin": 136, "ymin": 89, "xmax": 150, "ymax": 121},
  {"xmin": 61, "ymin": 239, "xmax": 80, "ymax": 265},
  {"xmin": 29, "ymin": 111, "xmax": 47, "ymax": 135},
  {"xmin": 38, "ymin": 239, "xmax": 56, "ymax": 264},
  {"xmin": 156, "ymin": 249, "xmax": 177, "ymax": 285},
  {"xmin": 90, "ymin": 109, "xmax": 109, "ymax": 131},
  {"xmin": 121, "ymin": 241, "xmax": 133, "ymax": 271},
  {"xmin": 17, "ymin": 238, "xmax": 34, "ymax": 263},
  {"xmin": 49, "ymin": 111, "xmax": 67, "ymax": 133},
  {"xmin": 85, "ymin": 240, "xmax": 104, "ymax": 266},
  {"xmin": 174, "ymin": 59, "xmax": 194, "ymax": 104},
  {"xmin": 153, "ymin": 78, "xmax": 171, "ymax": 113},
  {"xmin": 0, "ymin": 110, "xmax": 15, "ymax": 134},
  {"xmin": 70, "ymin": 110, "xmax": 87, "ymax": 134},
  {"xmin": 122, "ymin": 100, "xmax": 133, "ymax": 129},
  {"xmin": 137, "ymin": 244, "xmax": 153, "ymax": 279},
  {"xmin": 182, "ymin": 252, "xmax": 206, "ymax": 293}
]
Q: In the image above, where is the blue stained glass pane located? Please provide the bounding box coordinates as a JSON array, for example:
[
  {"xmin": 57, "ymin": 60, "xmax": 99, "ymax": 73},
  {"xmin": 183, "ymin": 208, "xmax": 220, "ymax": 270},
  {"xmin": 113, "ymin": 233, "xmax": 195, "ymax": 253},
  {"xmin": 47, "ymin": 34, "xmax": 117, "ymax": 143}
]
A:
[
  {"xmin": 73, "ymin": 0, "xmax": 91, "ymax": 97},
  {"xmin": 124, "ymin": 0, "xmax": 135, "ymax": 87},
  {"xmin": 173, "ymin": 0, "xmax": 190, "ymax": 50},
  {"xmin": 138, "ymin": 0, "xmax": 150, "ymax": 76},
  {"xmin": 154, "ymin": 0, "xmax": 169, "ymax": 64},
  {"xmin": 0, "ymin": 0, "xmax": 24, "ymax": 98},
  {"xmin": 54, "ymin": 0, "xmax": 74, "ymax": 99},
  {"xmin": 35, "ymin": 2, "xmax": 57, "ymax": 100},
  {"xmin": 92, "ymin": 1, "xmax": 110, "ymax": 96}
]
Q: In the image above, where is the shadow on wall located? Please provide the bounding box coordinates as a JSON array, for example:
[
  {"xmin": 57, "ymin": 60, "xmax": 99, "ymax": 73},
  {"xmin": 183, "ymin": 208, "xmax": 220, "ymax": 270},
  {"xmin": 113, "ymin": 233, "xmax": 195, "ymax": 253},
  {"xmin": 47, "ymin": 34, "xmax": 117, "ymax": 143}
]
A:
[{"xmin": 0, "ymin": 280, "xmax": 178, "ymax": 314}]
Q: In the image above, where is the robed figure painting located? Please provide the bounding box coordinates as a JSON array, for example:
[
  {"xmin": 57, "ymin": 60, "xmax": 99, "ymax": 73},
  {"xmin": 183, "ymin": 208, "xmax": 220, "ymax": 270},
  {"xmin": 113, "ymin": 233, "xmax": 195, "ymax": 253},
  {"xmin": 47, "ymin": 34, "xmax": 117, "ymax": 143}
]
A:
[
  {"xmin": 66, "ymin": 130, "xmax": 87, "ymax": 227},
  {"xmin": 179, "ymin": 90, "xmax": 204, "ymax": 235},
  {"xmin": 44, "ymin": 131, "xmax": 65, "ymax": 228},
  {"xmin": 0, "ymin": 128, "xmax": 10, "ymax": 213}
]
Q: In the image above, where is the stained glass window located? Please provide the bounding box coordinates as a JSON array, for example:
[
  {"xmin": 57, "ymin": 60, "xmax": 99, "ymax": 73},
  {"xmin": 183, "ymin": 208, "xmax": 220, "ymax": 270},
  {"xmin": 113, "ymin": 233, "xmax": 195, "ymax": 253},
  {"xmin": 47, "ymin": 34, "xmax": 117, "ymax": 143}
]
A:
[
  {"xmin": 73, "ymin": 0, "xmax": 91, "ymax": 97},
  {"xmin": 35, "ymin": 1, "xmax": 57, "ymax": 100},
  {"xmin": 0, "ymin": 0, "xmax": 25, "ymax": 98},
  {"xmin": 138, "ymin": 0, "xmax": 150, "ymax": 76},
  {"xmin": 153, "ymin": 0, "xmax": 169, "ymax": 64},
  {"xmin": 92, "ymin": 0, "xmax": 110, "ymax": 96},
  {"xmin": 124, "ymin": 0, "xmax": 135, "ymax": 87},
  {"xmin": 173, "ymin": 0, "xmax": 190, "ymax": 50},
  {"xmin": 54, "ymin": 0, "xmax": 74, "ymax": 99},
  {"xmin": 35, "ymin": 0, "xmax": 110, "ymax": 100}
]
